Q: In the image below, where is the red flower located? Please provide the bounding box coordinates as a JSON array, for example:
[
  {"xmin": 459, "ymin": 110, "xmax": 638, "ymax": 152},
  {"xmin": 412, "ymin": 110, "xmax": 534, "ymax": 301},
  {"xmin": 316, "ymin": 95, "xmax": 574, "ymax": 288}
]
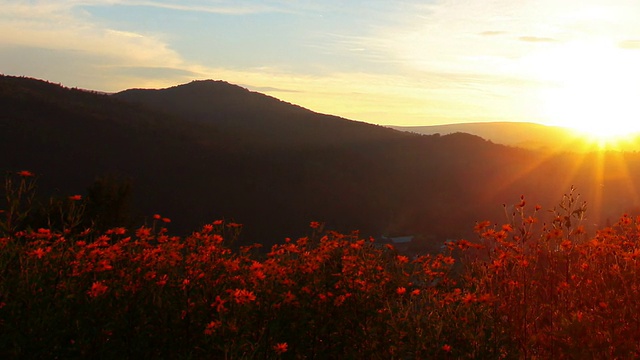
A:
[
  {"xmin": 68, "ymin": 195, "xmax": 82, "ymax": 201},
  {"xmin": 462, "ymin": 293, "xmax": 476, "ymax": 304},
  {"xmin": 273, "ymin": 342, "xmax": 288, "ymax": 354},
  {"xmin": 232, "ymin": 289, "xmax": 256, "ymax": 304},
  {"xmin": 136, "ymin": 226, "xmax": 152, "ymax": 238},
  {"xmin": 599, "ymin": 301, "xmax": 608, "ymax": 310},
  {"xmin": 30, "ymin": 247, "xmax": 47, "ymax": 259},
  {"xmin": 87, "ymin": 281, "xmax": 108, "ymax": 298},
  {"xmin": 204, "ymin": 320, "xmax": 221, "ymax": 335},
  {"xmin": 17, "ymin": 170, "xmax": 35, "ymax": 177},
  {"xmin": 310, "ymin": 221, "xmax": 321, "ymax": 229},
  {"xmin": 442, "ymin": 344, "xmax": 452, "ymax": 352},
  {"xmin": 396, "ymin": 287, "xmax": 407, "ymax": 295},
  {"xmin": 211, "ymin": 296, "xmax": 228, "ymax": 313},
  {"xmin": 474, "ymin": 221, "xmax": 492, "ymax": 233}
]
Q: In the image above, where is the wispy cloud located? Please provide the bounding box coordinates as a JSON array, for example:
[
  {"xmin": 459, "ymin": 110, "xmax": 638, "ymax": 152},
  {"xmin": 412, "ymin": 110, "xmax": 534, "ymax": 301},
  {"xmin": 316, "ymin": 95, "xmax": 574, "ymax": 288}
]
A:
[
  {"xmin": 479, "ymin": 31, "xmax": 507, "ymax": 36},
  {"xmin": 619, "ymin": 40, "xmax": 640, "ymax": 50},
  {"xmin": 244, "ymin": 85, "xmax": 300, "ymax": 93},
  {"xmin": 89, "ymin": 0, "xmax": 288, "ymax": 15},
  {"xmin": 518, "ymin": 36, "xmax": 557, "ymax": 43},
  {"xmin": 0, "ymin": 0, "xmax": 210, "ymax": 90}
]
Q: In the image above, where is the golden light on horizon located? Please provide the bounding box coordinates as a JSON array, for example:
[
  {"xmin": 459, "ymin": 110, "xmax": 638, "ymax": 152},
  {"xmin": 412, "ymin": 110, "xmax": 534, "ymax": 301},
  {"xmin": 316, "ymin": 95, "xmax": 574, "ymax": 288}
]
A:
[{"xmin": 528, "ymin": 39, "xmax": 640, "ymax": 146}]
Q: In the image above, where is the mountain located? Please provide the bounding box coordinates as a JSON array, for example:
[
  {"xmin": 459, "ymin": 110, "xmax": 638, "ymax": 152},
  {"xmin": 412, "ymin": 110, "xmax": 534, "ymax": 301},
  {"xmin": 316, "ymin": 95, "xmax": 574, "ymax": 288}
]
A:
[
  {"xmin": 3, "ymin": 75, "xmax": 640, "ymax": 248},
  {"xmin": 113, "ymin": 80, "xmax": 406, "ymax": 150},
  {"xmin": 389, "ymin": 122, "xmax": 640, "ymax": 152}
]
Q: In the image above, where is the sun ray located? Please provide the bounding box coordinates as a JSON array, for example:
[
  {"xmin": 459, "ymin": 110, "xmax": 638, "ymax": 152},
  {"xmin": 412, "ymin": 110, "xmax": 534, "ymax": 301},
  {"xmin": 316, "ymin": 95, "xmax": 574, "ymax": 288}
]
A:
[{"xmin": 483, "ymin": 143, "xmax": 589, "ymax": 211}]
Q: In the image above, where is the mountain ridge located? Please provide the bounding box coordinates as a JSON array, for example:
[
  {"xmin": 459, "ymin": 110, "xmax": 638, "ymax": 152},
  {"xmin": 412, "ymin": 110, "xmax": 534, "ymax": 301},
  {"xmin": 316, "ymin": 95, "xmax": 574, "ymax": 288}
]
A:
[
  {"xmin": 3, "ymin": 74, "xmax": 640, "ymax": 248},
  {"xmin": 113, "ymin": 79, "xmax": 413, "ymax": 149},
  {"xmin": 389, "ymin": 121, "xmax": 640, "ymax": 152}
]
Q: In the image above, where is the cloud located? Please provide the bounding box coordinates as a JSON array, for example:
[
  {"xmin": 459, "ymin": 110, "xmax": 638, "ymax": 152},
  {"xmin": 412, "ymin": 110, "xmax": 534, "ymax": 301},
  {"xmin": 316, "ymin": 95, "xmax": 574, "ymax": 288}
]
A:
[
  {"xmin": 619, "ymin": 40, "xmax": 640, "ymax": 50},
  {"xmin": 93, "ymin": 0, "xmax": 288, "ymax": 15},
  {"xmin": 244, "ymin": 85, "xmax": 300, "ymax": 93},
  {"xmin": 112, "ymin": 66, "xmax": 199, "ymax": 78},
  {"xmin": 0, "ymin": 1, "xmax": 211, "ymax": 88},
  {"xmin": 518, "ymin": 36, "xmax": 557, "ymax": 43},
  {"xmin": 479, "ymin": 31, "xmax": 507, "ymax": 36}
]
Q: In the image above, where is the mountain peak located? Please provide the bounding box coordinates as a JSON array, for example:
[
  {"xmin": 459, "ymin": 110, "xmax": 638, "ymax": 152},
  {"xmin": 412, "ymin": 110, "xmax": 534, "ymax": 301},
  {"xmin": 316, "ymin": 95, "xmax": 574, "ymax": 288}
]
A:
[{"xmin": 172, "ymin": 79, "xmax": 250, "ymax": 93}]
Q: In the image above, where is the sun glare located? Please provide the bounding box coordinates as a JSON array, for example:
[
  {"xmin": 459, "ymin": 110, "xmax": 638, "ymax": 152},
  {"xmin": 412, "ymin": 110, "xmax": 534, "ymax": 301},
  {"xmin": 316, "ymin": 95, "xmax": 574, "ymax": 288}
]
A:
[{"xmin": 529, "ymin": 40, "xmax": 640, "ymax": 148}]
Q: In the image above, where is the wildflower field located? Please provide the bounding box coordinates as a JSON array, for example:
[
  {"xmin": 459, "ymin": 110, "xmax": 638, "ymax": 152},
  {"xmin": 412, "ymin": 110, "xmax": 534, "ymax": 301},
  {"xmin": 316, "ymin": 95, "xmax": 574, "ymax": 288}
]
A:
[{"xmin": 2, "ymin": 171, "xmax": 640, "ymax": 358}]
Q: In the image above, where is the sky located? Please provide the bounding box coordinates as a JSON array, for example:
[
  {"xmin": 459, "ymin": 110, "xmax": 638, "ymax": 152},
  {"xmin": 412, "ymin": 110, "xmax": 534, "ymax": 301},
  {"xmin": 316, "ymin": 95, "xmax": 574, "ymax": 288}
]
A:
[{"xmin": 2, "ymin": 0, "xmax": 640, "ymax": 134}]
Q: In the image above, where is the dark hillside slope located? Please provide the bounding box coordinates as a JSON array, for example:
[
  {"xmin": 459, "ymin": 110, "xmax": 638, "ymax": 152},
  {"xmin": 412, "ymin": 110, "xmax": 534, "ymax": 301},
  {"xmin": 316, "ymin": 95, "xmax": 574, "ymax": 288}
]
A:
[
  {"xmin": 0, "ymin": 76, "xmax": 250, "ymax": 230},
  {"xmin": 113, "ymin": 80, "xmax": 404, "ymax": 149},
  {"xmin": 391, "ymin": 122, "xmax": 640, "ymax": 152},
  {"xmin": 3, "ymin": 75, "xmax": 640, "ymax": 247},
  {"xmin": 1, "ymin": 76, "xmax": 426, "ymax": 241}
]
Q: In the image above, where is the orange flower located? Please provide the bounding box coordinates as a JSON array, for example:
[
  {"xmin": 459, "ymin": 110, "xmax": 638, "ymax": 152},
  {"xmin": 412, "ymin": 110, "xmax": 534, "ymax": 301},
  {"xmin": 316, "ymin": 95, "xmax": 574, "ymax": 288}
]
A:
[
  {"xmin": 283, "ymin": 291, "xmax": 297, "ymax": 304},
  {"xmin": 87, "ymin": 281, "xmax": 108, "ymax": 298},
  {"xmin": 462, "ymin": 293, "xmax": 476, "ymax": 304},
  {"xmin": 232, "ymin": 289, "xmax": 256, "ymax": 304},
  {"xmin": 495, "ymin": 231, "xmax": 508, "ymax": 241},
  {"xmin": 598, "ymin": 301, "xmax": 608, "ymax": 310},
  {"xmin": 30, "ymin": 247, "xmax": 47, "ymax": 259},
  {"xmin": 136, "ymin": 226, "xmax": 152, "ymax": 238},
  {"xmin": 106, "ymin": 227, "xmax": 127, "ymax": 235},
  {"xmin": 203, "ymin": 320, "xmax": 221, "ymax": 335},
  {"xmin": 474, "ymin": 221, "xmax": 492, "ymax": 233},
  {"xmin": 156, "ymin": 274, "xmax": 169, "ymax": 287},
  {"xmin": 211, "ymin": 296, "xmax": 228, "ymax": 313},
  {"xmin": 273, "ymin": 342, "xmax": 288, "ymax": 354},
  {"xmin": 17, "ymin": 170, "xmax": 35, "ymax": 177},
  {"xmin": 560, "ymin": 239, "xmax": 573, "ymax": 251},
  {"xmin": 442, "ymin": 256, "xmax": 455, "ymax": 265}
]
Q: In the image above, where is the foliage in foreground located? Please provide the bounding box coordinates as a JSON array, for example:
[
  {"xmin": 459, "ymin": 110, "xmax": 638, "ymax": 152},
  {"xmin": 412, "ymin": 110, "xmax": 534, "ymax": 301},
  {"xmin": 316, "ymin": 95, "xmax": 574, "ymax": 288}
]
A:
[{"xmin": 2, "ymin": 171, "xmax": 640, "ymax": 358}]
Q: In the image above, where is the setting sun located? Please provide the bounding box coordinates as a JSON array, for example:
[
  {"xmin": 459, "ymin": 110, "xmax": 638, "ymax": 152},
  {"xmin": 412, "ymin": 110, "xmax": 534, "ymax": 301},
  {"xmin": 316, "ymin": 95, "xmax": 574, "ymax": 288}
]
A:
[{"xmin": 531, "ymin": 40, "xmax": 640, "ymax": 145}]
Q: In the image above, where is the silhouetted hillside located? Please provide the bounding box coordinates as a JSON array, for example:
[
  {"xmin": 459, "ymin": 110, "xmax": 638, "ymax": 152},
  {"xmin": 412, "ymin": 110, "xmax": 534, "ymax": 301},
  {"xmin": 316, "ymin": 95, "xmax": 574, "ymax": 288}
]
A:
[
  {"xmin": 114, "ymin": 80, "xmax": 402, "ymax": 149},
  {"xmin": 390, "ymin": 122, "xmax": 640, "ymax": 152},
  {"xmin": 3, "ymin": 75, "xmax": 640, "ymax": 248}
]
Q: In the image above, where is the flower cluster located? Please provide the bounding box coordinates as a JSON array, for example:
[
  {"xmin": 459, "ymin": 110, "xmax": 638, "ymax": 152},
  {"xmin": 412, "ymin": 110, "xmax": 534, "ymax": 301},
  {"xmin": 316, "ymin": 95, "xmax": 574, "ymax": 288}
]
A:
[{"xmin": 3, "ymin": 173, "xmax": 640, "ymax": 358}]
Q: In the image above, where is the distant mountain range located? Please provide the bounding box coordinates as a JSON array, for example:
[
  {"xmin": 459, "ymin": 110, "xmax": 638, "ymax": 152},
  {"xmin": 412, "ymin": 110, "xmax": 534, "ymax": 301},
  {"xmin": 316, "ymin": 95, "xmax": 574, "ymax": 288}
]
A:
[
  {"xmin": 389, "ymin": 122, "xmax": 640, "ymax": 152},
  {"xmin": 3, "ymin": 75, "xmax": 640, "ymax": 248}
]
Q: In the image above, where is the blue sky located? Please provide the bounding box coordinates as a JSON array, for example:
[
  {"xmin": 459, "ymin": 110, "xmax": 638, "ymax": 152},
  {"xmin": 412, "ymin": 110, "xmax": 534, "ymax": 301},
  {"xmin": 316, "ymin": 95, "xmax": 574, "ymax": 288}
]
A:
[{"xmin": 2, "ymin": 0, "xmax": 640, "ymax": 134}]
